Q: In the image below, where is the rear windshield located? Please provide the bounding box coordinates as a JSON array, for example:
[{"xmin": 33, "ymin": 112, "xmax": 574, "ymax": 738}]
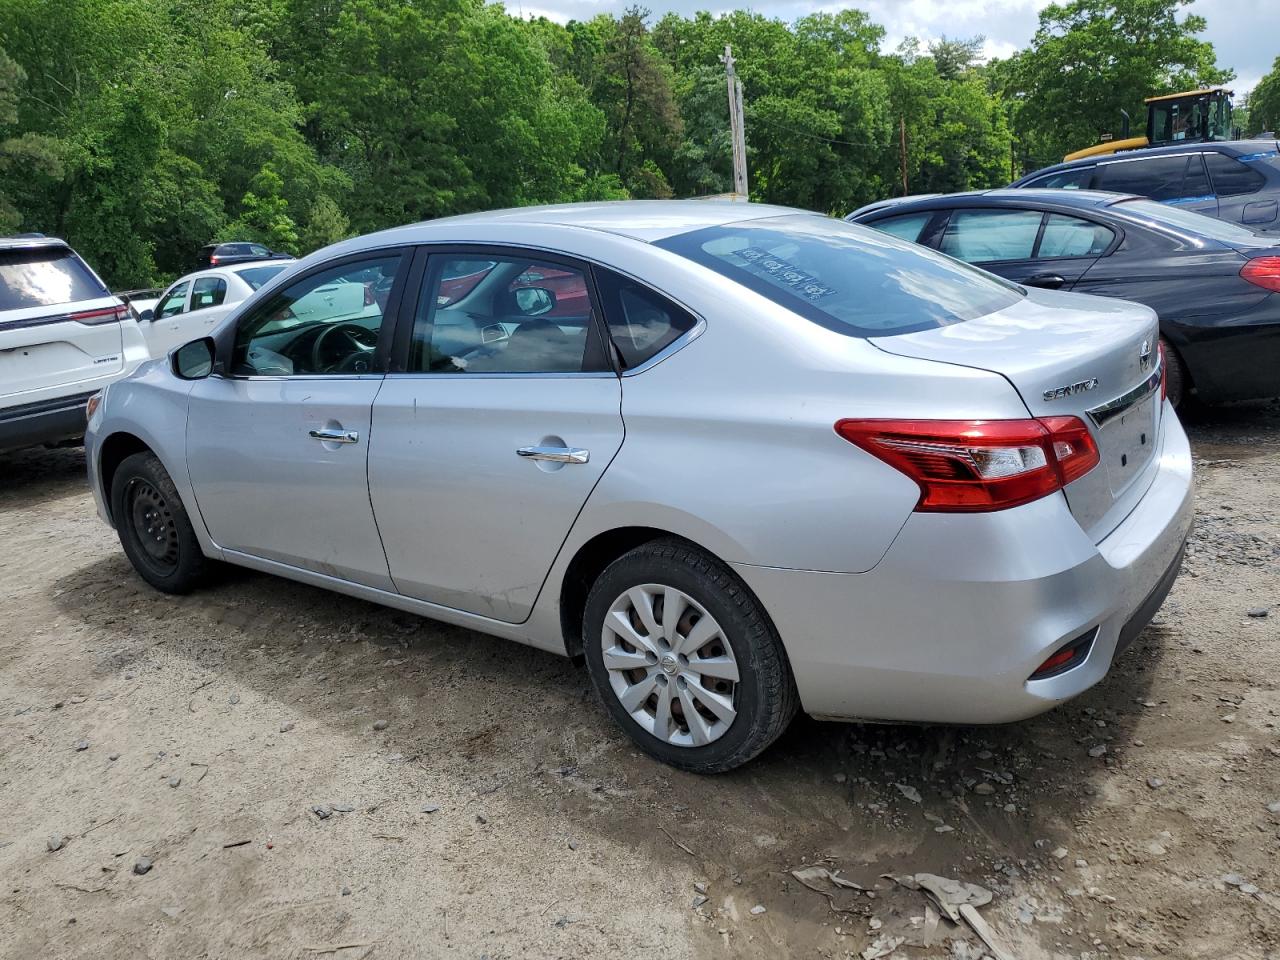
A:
[
  {"xmin": 237, "ymin": 264, "xmax": 287, "ymax": 290},
  {"xmin": 1113, "ymin": 198, "xmax": 1270, "ymax": 244},
  {"xmin": 0, "ymin": 248, "xmax": 109, "ymax": 310},
  {"xmin": 655, "ymin": 215, "xmax": 1022, "ymax": 337}
]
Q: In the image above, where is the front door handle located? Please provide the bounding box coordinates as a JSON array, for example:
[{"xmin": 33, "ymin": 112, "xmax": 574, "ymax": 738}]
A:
[
  {"xmin": 309, "ymin": 428, "xmax": 360, "ymax": 444},
  {"xmin": 517, "ymin": 445, "xmax": 590, "ymax": 464},
  {"xmin": 1024, "ymin": 273, "xmax": 1067, "ymax": 289}
]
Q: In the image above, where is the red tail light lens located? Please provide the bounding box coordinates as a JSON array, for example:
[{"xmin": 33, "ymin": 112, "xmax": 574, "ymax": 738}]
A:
[
  {"xmin": 210, "ymin": 256, "xmax": 220, "ymax": 265},
  {"xmin": 1241, "ymin": 256, "xmax": 1280, "ymax": 293},
  {"xmin": 68, "ymin": 305, "xmax": 130, "ymax": 326},
  {"xmin": 835, "ymin": 417, "xmax": 1100, "ymax": 512}
]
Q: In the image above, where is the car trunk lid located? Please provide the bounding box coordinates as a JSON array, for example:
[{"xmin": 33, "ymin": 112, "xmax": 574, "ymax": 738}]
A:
[{"xmin": 869, "ymin": 287, "xmax": 1163, "ymax": 541}]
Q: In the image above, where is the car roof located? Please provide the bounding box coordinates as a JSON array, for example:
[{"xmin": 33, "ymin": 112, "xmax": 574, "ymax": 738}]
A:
[
  {"xmin": 1019, "ymin": 138, "xmax": 1280, "ymax": 178},
  {"xmin": 0, "ymin": 235, "xmax": 70, "ymax": 252},
  {"xmin": 356, "ymin": 200, "xmax": 806, "ymax": 245},
  {"xmin": 851, "ymin": 189, "xmax": 1141, "ymax": 219}
]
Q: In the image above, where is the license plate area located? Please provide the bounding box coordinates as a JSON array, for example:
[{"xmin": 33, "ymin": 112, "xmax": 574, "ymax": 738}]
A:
[{"xmin": 1098, "ymin": 392, "xmax": 1158, "ymax": 495}]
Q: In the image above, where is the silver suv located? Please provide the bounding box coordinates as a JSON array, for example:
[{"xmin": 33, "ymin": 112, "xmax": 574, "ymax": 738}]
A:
[{"xmin": 0, "ymin": 236, "xmax": 149, "ymax": 453}]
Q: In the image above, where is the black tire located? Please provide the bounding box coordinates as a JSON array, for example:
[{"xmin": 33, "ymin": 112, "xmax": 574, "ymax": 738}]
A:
[
  {"xmin": 111, "ymin": 451, "xmax": 210, "ymax": 594},
  {"xmin": 582, "ymin": 538, "xmax": 798, "ymax": 773},
  {"xmin": 1161, "ymin": 337, "xmax": 1188, "ymax": 410}
]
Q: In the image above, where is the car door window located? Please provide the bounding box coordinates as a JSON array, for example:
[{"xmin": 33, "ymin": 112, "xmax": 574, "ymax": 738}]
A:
[
  {"xmin": 155, "ymin": 281, "xmax": 190, "ymax": 319},
  {"xmin": 938, "ymin": 209, "xmax": 1043, "ymax": 262},
  {"xmin": 1037, "ymin": 215, "xmax": 1115, "ymax": 258},
  {"xmin": 411, "ymin": 255, "xmax": 603, "ymax": 374},
  {"xmin": 1024, "ymin": 167, "xmax": 1094, "ymax": 190},
  {"xmin": 867, "ymin": 212, "xmax": 933, "ymax": 243},
  {"xmin": 1180, "ymin": 154, "xmax": 1211, "ymax": 199},
  {"xmin": 593, "ymin": 269, "xmax": 698, "ymax": 369},
  {"xmin": 1097, "ymin": 156, "xmax": 1196, "ymax": 201},
  {"xmin": 232, "ymin": 255, "xmax": 401, "ymax": 376},
  {"xmin": 1205, "ymin": 153, "xmax": 1267, "ymax": 196},
  {"xmin": 189, "ymin": 277, "xmax": 227, "ymax": 312}
]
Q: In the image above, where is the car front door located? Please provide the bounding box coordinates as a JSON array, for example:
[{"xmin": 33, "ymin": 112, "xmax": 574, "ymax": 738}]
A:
[
  {"xmin": 367, "ymin": 249, "xmax": 625, "ymax": 623},
  {"xmin": 185, "ymin": 252, "xmax": 408, "ymax": 590},
  {"xmin": 146, "ymin": 280, "xmax": 192, "ymax": 357}
]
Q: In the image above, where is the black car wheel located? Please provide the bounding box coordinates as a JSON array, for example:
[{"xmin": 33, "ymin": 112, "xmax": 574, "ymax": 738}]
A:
[
  {"xmin": 112, "ymin": 452, "xmax": 209, "ymax": 594},
  {"xmin": 1162, "ymin": 337, "xmax": 1188, "ymax": 409}
]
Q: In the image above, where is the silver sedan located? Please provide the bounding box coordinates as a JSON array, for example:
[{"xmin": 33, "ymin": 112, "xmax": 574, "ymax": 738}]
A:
[{"xmin": 85, "ymin": 201, "xmax": 1194, "ymax": 772}]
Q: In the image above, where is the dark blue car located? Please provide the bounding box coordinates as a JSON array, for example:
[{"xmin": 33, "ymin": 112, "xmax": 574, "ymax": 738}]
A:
[
  {"xmin": 846, "ymin": 189, "xmax": 1280, "ymax": 408},
  {"xmin": 1006, "ymin": 140, "xmax": 1280, "ymax": 229}
]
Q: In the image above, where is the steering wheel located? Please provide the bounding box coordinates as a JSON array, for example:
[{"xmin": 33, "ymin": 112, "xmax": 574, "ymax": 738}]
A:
[{"xmin": 311, "ymin": 322, "xmax": 378, "ymax": 373}]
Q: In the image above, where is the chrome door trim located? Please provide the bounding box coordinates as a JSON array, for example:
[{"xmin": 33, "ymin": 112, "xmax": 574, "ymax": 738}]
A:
[
  {"xmin": 1086, "ymin": 362, "xmax": 1163, "ymax": 427},
  {"xmin": 516, "ymin": 445, "xmax": 590, "ymax": 464},
  {"xmin": 620, "ymin": 318, "xmax": 707, "ymax": 377}
]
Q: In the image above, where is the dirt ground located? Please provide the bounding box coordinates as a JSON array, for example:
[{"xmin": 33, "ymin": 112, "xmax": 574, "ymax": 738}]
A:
[{"xmin": 2, "ymin": 403, "xmax": 1278, "ymax": 960}]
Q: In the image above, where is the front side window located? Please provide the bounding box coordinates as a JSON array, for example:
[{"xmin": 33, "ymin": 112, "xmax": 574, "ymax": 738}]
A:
[
  {"xmin": 1037, "ymin": 215, "xmax": 1115, "ymax": 258},
  {"xmin": 938, "ymin": 209, "xmax": 1043, "ymax": 262},
  {"xmin": 1025, "ymin": 167, "xmax": 1094, "ymax": 190},
  {"xmin": 1097, "ymin": 156, "xmax": 1195, "ymax": 201},
  {"xmin": 656, "ymin": 215, "xmax": 1022, "ymax": 337},
  {"xmin": 868, "ymin": 212, "xmax": 933, "ymax": 243},
  {"xmin": 1205, "ymin": 153, "xmax": 1267, "ymax": 196},
  {"xmin": 156, "ymin": 281, "xmax": 190, "ymax": 319},
  {"xmin": 189, "ymin": 277, "xmax": 227, "ymax": 311},
  {"xmin": 233, "ymin": 255, "xmax": 401, "ymax": 376},
  {"xmin": 594, "ymin": 269, "xmax": 697, "ymax": 369},
  {"xmin": 411, "ymin": 255, "xmax": 602, "ymax": 374}
]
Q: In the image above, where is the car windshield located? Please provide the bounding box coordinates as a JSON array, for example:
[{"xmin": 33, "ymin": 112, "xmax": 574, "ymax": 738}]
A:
[
  {"xmin": 656, "ymin": 214, "xmax": 1022, "ymax": 337},
  {"xmin": 0, "ymin": 248, "xmax": 109, "ymax": 310},
  {"xmin": 237, "ymin": 264, "xmax": 287, "ymax": 290},
  {"xmin": 1114, "ymin": 198, "xmax": 1269, "ymax": 243}
]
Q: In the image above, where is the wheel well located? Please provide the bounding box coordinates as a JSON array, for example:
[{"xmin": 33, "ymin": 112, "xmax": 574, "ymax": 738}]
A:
[
  {"xmin": 98, "ymin": 432, "xmax": 153, "ymax": 523},
  {"xmin": 559, "ymin": 527, "xmax": 682, "ymax": 658}
]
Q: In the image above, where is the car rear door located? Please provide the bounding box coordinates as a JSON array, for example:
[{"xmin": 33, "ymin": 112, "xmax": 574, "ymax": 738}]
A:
[
  {"xmin": 367, "ymin": 248, "xmax": 624, "ymax": 623},
  {"xmin": 933, "ymin": 208, "xmax": 1105, "ymax": 289},
  {"xmin": 0, "ymin": 244, "xmax": 125, "ymax": 402},
  {"xmin": 1095, "ymin": 154, "xmax": 1219, "ymax": 218},
  {"xmin": 1205, "ymin": 151, "xmax": 1276, "ymax": 226}
]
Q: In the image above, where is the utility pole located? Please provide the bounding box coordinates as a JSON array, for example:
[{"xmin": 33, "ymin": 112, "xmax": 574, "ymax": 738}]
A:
[
  {"xmin": 899, "ymin": 117, "xmax": 909, "ymax": 195},
  {"xmin": 721, "ymin": 44, "xmax": 749, "ymax": 198}
]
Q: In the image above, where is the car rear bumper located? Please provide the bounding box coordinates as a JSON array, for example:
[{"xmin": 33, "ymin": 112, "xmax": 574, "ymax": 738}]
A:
[
  {"xmin": 732, "ymin": 405, "xmax": 1195, "ymax": 725},
  {"xmin": 0, "ymin": 391, "xmax": 95, "ymax": 453}
]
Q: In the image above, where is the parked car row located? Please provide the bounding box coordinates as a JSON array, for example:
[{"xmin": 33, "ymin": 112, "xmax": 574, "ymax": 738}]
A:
[{"xmin": 84, "ymin": 201, "xmax": 1193, "ymax": 773}]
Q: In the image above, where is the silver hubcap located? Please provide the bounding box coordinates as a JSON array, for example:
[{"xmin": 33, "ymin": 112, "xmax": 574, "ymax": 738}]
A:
[{"xmin": 601, "ymin": 584, "xmax": 740, "ymax": 748}]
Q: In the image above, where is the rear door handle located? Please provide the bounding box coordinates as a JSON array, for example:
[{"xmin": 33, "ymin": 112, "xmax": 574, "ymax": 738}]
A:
[
  {"xmin": 309, "ymin": 428, "xmax": 360, "ymax": 444},
  {"xmin": 517, "ymin": 445, "xmax": 589, "ymax": 464}
]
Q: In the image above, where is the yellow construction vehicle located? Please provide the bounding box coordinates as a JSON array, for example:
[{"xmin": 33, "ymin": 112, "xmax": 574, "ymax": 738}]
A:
[{"xmin": 1064, "ymin": 88, "xmax": 1235, "ymax": 162}]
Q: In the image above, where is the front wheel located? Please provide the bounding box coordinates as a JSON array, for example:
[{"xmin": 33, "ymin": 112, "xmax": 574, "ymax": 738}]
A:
[
  {"xmin": 582, "ymin": 539, "xmax": 798, "ymax": 773},
  {"xmin": 111, "ymin": 452, "xmax": 210, "ymax": 594}
]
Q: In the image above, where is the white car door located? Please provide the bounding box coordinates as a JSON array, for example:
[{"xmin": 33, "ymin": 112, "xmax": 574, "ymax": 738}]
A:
[{"xmin": 145, "ymin": 280, "xmax": 192, "ymax": 357}]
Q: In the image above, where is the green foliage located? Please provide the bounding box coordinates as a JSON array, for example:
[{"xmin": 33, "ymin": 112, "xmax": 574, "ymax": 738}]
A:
[
  {"xmin": 1247, "ymin": 58, "xmax": 1280, "ymax": 135},
  {"xmin": 1003, "ymin": 0, "xmax": 1233, "ymax": 166},
  {"xmin": 0, "ymin": 0, "xmax": 1241, "ymax": 287}
]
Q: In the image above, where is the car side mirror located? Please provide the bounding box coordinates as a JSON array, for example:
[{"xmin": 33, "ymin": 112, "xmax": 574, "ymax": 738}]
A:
[
  {"xmin": 173, "ymin": 337, "xmax": 215, "ymax": 380},
  {"xmin": 514, "ymin": 286, "xmax": 556, "ymax": 317},
  {"xmin": 137, "ymin": 308, "xmax": 154, "ymax": 322}
]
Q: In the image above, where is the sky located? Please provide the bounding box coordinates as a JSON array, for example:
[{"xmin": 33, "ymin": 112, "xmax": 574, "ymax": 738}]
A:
[{"xmin": 501, "ymin": 0, "xmax": 1278, "ymax": 94}]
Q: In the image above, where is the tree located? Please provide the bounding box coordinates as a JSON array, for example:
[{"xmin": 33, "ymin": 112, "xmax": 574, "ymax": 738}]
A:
[
  {"xmin": 0, "ymin": 47, "xmax": 61, "ymax": 232},
  {"xmin": 220, "ymin": 164, "xmax": 299, "ymax": 252},
  {"xmin": 1247, "ymin": 57, "xmax": 1280, "ymax": 135},
  {"xmin": 1008, "ymin": 0, "xmax": 1233, "ymax": 166}
]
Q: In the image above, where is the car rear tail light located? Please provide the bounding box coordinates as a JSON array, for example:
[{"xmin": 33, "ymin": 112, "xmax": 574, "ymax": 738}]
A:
[
  {"xmin": 1158, "ymin": 340, "xmax": 1168, "ymax": 402},
  {"xmin": 1028, "ymin": 628, "xmax": 1097, "ymax": 680},
  {"xmin": 68, "ymin": 305, "xmax": 130, "ymax": 326},
  {"xmin": 1240, "ymin": 256, "xmax": 1280, "ymax": 293},
  {"xmin": 210, "ymin": 256, "xmax": 220, "ymax": 265},
  {"xmin": 835, "ymin": 417, "xmax": 1100, "ymax": 512}
]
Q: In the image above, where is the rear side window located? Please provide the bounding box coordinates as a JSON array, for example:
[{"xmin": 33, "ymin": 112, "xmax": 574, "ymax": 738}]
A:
[
  {"xmin": 939, "ymin": 209, "xmax": 1043, "ymax": 262},
  {"xmin": 0, "ymin": 248, "xmax": 109, "ymax": 310},
  {"xmin": 1037, "ymin": 215, "xmax": 1114, "ymax": 258},
  {"xmin": 237, "ymin": 264, "xmax": 286, "ymax": 290},
  {"xmin": 868, "ymin": 212, "xmax": 933, "ymax": 243},
  {"xmin": 1205, "ymin": 153, "xmax": 1267, "ymax": 196},
  {"xmin": 656, "ymin": 215, "xmax": 1022, "ymax": 337},
  {"xmin": 190, "ymin": 277, "xmax": 227, "ymax": 311},
  {"xmin": 1024, "ymin": 167, "xmax": 1094, "ymax": 190},
  {"xmin": 594, "ymin": 269, "xmax": 697, "ymax": 369},
  {"xmin": 1097, "ymin": 156, "xmax": 1196, "ymax": 201}
]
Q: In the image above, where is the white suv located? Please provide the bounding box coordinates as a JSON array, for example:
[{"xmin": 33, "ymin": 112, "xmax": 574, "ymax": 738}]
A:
[{"xmin": 0, "ymin": 236, "xmax": 149, "ymax": 453}]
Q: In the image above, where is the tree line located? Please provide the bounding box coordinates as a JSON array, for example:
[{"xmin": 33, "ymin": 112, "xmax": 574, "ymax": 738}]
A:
[{"xmin": 0, "ymin": 0, "xmax": 1264, "ymax": 289}]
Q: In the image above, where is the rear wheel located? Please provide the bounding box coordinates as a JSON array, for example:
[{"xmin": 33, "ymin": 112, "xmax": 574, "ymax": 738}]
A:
[
  {"xmin": 111, "ymin": 452, "xmax": 209, "ymax": 594},
  {"xmin": 582, "ymin": 538, "xmax": 798, "ymax": 773},
  {"xmin": 1161, "ymin": 337, "xmax": 1188, "ymax": 409}
]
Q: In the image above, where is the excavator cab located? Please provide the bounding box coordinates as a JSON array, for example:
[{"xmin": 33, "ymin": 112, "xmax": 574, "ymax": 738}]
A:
[{"xmin": 1146, "ymin": 89, "xmax": 1234, "ymax": 146}]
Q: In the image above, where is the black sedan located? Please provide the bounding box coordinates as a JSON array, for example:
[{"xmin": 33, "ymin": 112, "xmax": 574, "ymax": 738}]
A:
[{"xmin": 847, "ymin": 189, "xmax": 1280, "ymax": 407}]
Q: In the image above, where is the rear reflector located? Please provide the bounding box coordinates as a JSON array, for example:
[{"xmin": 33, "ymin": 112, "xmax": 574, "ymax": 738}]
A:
[
  {"xmin": 68, "ymin": 305, "xmax": 130, "ymax": 326},
  {"xmin": 1029, "ymin": 628, "xmax": 1097, "ymax": 680},
  {"xmin": 1241, "ymin": 256, "xmax": 1280, "ymax": 293},
  {"xmin": 835, "ymin": 417, "xmax": 1100, "ymax": 512}
]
